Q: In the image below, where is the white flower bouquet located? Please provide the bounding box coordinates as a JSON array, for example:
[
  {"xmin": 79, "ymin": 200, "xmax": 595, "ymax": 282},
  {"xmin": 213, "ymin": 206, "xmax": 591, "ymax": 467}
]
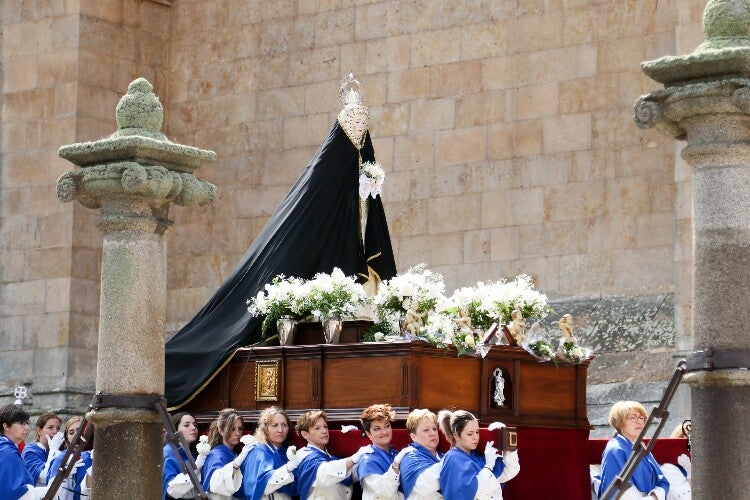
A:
[
  {"xmin": 445, "ymin": 275, "xmax": 551, "ymax": 330},
  {"xmin": 521, "ymin": 326, "xmax": 556, "ymax": 362},
  {"xmin": 373, "ymin": 264, "xmax": 447, "ymax": 335},
  {"xmin": 196, "ymin": 435, "xmax": 210, "ymax": 455},
  {"xmin": 303, "ymin": 267, "xmax": 368, "ymax": 320},
  {"xmin": 359, "ymin": 161, "xmax": 385, "ymax": 199},
  {"xmin": 557, "ymin": 338, "xmax": 593, "ymax": 364},
  {"xmin": 286, "ymin": 445, "xmax": 297, "ymax": 460},
  {"xmin": 247, "ymin": 274, "xmax": 311, "ymax": 336}
]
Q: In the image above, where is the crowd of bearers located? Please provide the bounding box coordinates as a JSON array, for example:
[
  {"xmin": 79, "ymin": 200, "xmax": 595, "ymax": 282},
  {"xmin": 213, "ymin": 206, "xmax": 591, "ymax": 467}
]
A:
[
  {"xmin": 157, "ymin": 404, "xmax": 520, "ymax": 500},
  {"xmin": 0, "ymin": 402, "xmax": 522, "ymax": 500}
]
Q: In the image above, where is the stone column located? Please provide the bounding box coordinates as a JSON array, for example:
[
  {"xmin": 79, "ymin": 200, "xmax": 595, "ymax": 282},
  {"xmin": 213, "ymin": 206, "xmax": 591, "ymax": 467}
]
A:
[
  {"xmin": 635, "ymin": 1, "xmax": 750, "ymax": 498},
  {"xmin": 56, "ymin": 78, "xmax": 216, "ymax": 499}
]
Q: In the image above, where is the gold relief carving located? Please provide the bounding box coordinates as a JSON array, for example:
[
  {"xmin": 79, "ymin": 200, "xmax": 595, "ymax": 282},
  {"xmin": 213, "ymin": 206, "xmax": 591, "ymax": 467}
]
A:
[{"xmin": 255, "ymin": 360, "xmax": 280, "ymax": 402}]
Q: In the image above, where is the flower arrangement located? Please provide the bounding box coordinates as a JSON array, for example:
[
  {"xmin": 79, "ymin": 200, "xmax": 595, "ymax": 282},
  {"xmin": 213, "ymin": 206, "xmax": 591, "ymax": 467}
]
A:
[
  {"xmin": 373, "ymin": 264, "xmax": 447, "ymax": 335},
  {"xmin": 247, "ymin": 274, "xmax": 311, "ymax": 337},
  {"xmin": 523, "ymin": 337, "xmax": 556, "ymax": 362},
  {"xmin": 303, "ymin": 268, "xmax": 368, "ymax": 320},
  {"xmin": 196, "ymin": 435, "xmax": 210, "ymax": 455},
  {"xmin": 557, "ymin": 338, "xmax": 592, "ymax": 364},
  {"xmin": 451, "ymin": 329, "xmax": 480, "ymax": 357},
  {"xmin": 286, "ymin": 445, "xmax": 297, "ymax": 461},
  {"xmin": 445, "ymin": 275, "xmax": 552, "ymax": 330},
  {"xmin": 359, "ymin": 161, "xmax": 385, "ymax": 199}
]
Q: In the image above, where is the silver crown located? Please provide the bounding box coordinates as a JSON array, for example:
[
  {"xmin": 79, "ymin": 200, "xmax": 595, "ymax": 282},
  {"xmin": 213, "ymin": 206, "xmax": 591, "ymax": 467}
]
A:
[{"xmin": 339, "ymin": 71, "xmax": 365, "ymax": 107}]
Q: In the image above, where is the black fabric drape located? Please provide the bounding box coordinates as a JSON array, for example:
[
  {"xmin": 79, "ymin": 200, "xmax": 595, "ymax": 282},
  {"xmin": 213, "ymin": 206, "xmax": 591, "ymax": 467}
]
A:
[{"xmin": 165, "ymin": 121, "xmax": 397, "ymax": 407}]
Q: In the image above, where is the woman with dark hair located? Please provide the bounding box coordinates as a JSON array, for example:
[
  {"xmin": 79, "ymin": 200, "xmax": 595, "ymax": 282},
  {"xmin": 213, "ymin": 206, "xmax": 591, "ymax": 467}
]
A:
[
  {"xmin": 22, "ymin": 412, "xmax": 63, "ymax": 487},
  {"xmin": 294, "ymin": 410, "xmax": 373, "ymax": 499},
  {"xmin": 240, "ymin": 406, "xmax": 307, "ymax": 499},
  {"xmin": 437, "ymin": 410, "xmax": 519, "ymax": 500},
  {"xmin": 0, "ymin": 404, "xmax": 50, "ymax": 499},
  {"xmin": 399, "ymin": 409, "xmax": 443, "ymax": 500},
  {"xmin": 201, "ymin": 408, "xmax": 254, "ymax": 500},
  {"xmin": 46, "ymin": 416, "xmax": 94, "ymax": 500},
  {"xmin": 598, "ymin": 401, "xmax": 669, "ymax": 500},
  {"xmin": 163, "ymin": 412, "xmax": 202, "ymax": 499},
  {"xmin": 165, "ymin": 72, "xmax": 398, "ymax": 409},
  {"xmin": 357, "ymin": 403, "xmax": 409, "ymax": 500}
]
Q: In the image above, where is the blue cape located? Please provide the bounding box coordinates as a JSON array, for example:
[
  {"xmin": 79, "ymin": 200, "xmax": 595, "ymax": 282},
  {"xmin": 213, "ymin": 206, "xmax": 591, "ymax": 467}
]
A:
[
  {"xmin": 295, "ymin": 446, "xmax": 352, "ymax": 499},
  {"xmin": 440, "ymin": 447, "xmax": 506, "ymax": 500},
  {"xmin": 399, "ymin": 442, "xmax": 442, "ymax": 498},
  {"xmin": 0, "ymin": 436, "xmax": 34, "ymax": 499},
  {"xmin": 163, "ymin": 443, "xmax": 194, "ymax": 499},
  {"xmin": 201, "ymin": 444, "xmax": 246, "ymax": 499},
  {"xmin": 357, "ymin": 445, "xmax": 396, "ymax": 480},
  {"xmin": 241, "ymin": 443, "xmax": 296, "ymax": 499},
  {"xmin": 21, "ymin": 442, "xmax": 47, "ymax": 484},
  {"xmin": 598, "ymin": 434, "xmax": 669, "ymax": 499},
  {"xmin": 47, "ymin": 449, "xmax": 93, "ymax": 500}
]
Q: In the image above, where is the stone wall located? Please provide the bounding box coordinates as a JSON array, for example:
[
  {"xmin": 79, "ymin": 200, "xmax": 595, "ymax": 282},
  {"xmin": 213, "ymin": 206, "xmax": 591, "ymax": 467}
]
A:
[
  {"xmin": 1, "ymin": 0, "xmax": 706, "ymax": 432},
  {"xmin": 0, "ymin": 0, "xmax": 170, "ymax": 414}
]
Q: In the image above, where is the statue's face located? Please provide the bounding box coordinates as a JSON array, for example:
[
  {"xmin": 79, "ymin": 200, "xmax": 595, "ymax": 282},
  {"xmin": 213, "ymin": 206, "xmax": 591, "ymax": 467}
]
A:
[
  {"xmin": 339, "ymin": 105, "xmax": 370, "ymax": 146},
  {"xmin": 351, "ymin": 111, "xmax": 368, "ymax": 141}
]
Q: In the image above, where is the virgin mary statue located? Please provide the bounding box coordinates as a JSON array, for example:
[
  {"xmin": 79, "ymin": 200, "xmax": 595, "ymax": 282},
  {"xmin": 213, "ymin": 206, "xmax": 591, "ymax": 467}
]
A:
[{"xmin": 165, "ymin": 73, "xmax": 397, "ymax": 407}]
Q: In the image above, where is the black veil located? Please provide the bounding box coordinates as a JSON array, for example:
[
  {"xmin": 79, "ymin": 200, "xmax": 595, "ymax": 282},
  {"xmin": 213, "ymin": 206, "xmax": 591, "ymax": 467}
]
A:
[{"xmin": 165, "ymin": 121, "xmax": 397, "ymax": 407}]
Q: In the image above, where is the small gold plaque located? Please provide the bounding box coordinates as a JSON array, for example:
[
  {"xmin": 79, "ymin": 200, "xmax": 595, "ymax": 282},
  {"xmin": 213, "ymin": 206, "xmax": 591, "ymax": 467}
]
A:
[{"xmin": 255, "ymin": 360, "xmax": 280, "ymax": 402}]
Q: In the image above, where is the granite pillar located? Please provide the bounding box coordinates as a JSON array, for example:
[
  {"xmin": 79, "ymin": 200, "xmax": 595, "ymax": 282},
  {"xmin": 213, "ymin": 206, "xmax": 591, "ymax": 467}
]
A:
[
  {"xmin": 635, "ymin": 1, "xmax": 750, "ymax": 497},
  {"xmin": 56, "ymin": 78, "xmax": 216, "ymax": 498}
]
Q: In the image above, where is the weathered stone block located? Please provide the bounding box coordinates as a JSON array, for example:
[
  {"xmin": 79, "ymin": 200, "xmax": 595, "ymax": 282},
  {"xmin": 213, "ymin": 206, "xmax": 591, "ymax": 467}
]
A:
[
  {"xmin": 463, "ymin": 229, "xmax": 491, "ymax": 263},
  {"xmin": 386, "ymin": 200, "xmax": 428, "ymax": 237},
  {"xmin": 506, "ymin": 187, "xmax": 544, "ymax": 226},
  {"xmin": 543, "ymin": 113, "xmax": 591, "ymax": 153},
  {"xmin": 4, "ymin": 57, "xmax": 39, "ymax": 92},
  {"xmin": 481, "ymin": 189, "xmax": 507, "ymax": 228},
  {"xmin": 483, "ymin": 54, "xmax": 528, "ymax": 90},
  {"xmin": 387, "ymin": 67, "xmax": 431, "ymax": 103},
  {"xmin": 370, "ymin": 103, "xmax": 409, "ymax": 136},
  {"xmin": 428, "ymin": 194, "xmax": 480, "ymax": 233},
  {"xmin": 456, "ymin": 90, "xmax": 505, "ymax": 128},
  {"xmin": 545, "ymin": 180, "xmax": 604, "ymax": 222},
  {"xmin": 526, "ymin": 45, "xmax": 597, "ymax": 86},
  {"xmin": 515, "ymin": 119, "xmax": 544, "ymax": 157},
  {"xmin": 430, "ymin": 60, "xmax": 482, "ymax": 98},
  {"xmin": 393, "ymin": 133, "xmax": 433, "ymax": 171},
  {"xmin": 410, "ymin": 28, "xmax": 462, "ymax": 67},
  {"xmin": 434, "ymin": 127, "xmax": 485, "ymax": 166},
  {"xmin": 510, "ymin": 11, "xmax": 562, "ymax": 52},
  {"xmin": 366, "ymin": 35, "xmax": 409, "ymax": 73},
  {"xmin": 490, "ymin": 226, "xmax": 519, "ymax": 261},
  {"xmin": 354, "ymin": 1, "xmax": 402, "ymax": 40},
  {"xmin": 514, "ymin": 83, "xmax": 557, "ymax": 120},
  {"xmin": 461, "ymin": 21, "xmax": 508, "ymax": 60},
  {"xmin": 282, "ymin": 113, "xmax": 331, "ymax": 149},
  {"xmin": 487, "ymin": 123, "xmax": 514, "ymax": 160},
  {"xmin": 410, "ymin": 98, "xmax": 455, "ymax": 133}
]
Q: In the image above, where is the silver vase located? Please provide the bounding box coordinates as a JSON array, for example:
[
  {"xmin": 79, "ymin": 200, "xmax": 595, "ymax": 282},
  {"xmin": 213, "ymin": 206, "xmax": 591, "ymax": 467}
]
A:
[
  {"xmin": 276, "ymin": 316, "xmax": 297, "ymax": 346},
  {"xmin": 322, "ymin": 317, "xmax": 343, "ymax": 344}
]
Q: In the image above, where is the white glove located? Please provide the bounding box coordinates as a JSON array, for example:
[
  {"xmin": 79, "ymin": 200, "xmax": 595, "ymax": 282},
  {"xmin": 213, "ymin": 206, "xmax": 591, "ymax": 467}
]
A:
[
  {"xmin": 69, "ymin": 457, "xmax": 85, "ymax": 475},
  {"xmin": 194, "ymin": 453, "xmax": 207, "ymax": 470},
  {"xmin": 394, "ymin": 446, "xmax": 414, "ymax": 465},
  {"xmin": 233, "ymin": 443, "xmax": 254, "ymax": 468},
  {"xmin": 286, "ymin": 446, "xmax": 314, "ymax": 472},
  {"xmin": 341, "ymin": 424, "xmax": 358, "ymax": 434},
  {"xmin": 48, "ymin": 432, "xmax": 65, "ymax": 452},
  {"xmin": 351, "ymin": 445, "xmax": 374, "ymax": 464},
  {"xmin": 488, "ymin": 422, "xmax": 506, "ymax": 431},
  {"xmin": 484, "ymin": 441, "xmax": 499, "ymax": 470},
  {"xmin": 677, "ymin": 454, "xmax": 691, "ymax": 477}
]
